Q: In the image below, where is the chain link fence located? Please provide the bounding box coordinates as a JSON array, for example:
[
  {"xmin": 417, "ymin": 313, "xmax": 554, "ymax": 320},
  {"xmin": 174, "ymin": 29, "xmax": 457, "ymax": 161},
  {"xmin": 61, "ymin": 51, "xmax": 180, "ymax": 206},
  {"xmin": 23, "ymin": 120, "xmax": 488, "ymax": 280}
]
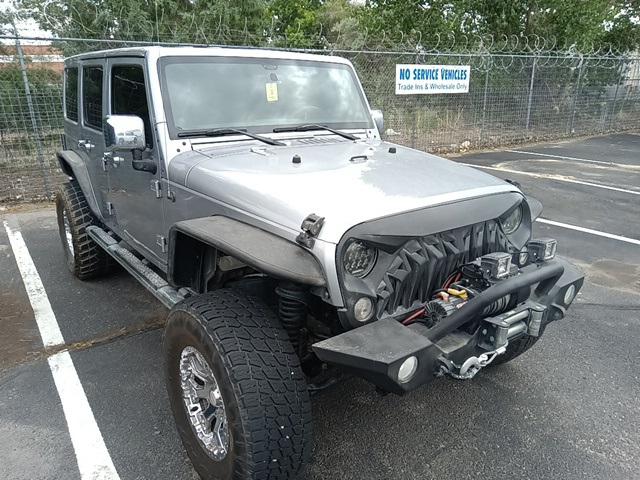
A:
[{"xmin": 1, "ymin": 34, "xmax": 639, "ymax": 202}]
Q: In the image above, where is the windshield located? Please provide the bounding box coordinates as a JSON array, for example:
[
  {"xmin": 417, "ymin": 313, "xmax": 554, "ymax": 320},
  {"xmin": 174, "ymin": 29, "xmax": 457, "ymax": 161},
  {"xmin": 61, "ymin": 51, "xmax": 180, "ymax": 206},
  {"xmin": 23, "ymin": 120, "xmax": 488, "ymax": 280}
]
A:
[{"xmin": 159, "ymin": 56, "xmax": 373, "ymax": 136}]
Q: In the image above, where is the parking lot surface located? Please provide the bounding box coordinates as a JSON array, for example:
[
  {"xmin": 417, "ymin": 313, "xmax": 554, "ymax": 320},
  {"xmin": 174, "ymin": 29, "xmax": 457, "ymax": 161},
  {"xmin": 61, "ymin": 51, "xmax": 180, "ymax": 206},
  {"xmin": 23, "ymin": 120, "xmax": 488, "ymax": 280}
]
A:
[{"xmin": 1, "ymin": 133, "xmax": 639, "ymax": 480}]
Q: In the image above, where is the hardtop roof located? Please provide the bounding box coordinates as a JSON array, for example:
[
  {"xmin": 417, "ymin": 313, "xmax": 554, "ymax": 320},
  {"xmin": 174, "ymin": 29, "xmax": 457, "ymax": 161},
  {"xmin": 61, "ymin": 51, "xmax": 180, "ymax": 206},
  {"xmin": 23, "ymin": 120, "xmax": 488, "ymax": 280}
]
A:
[{"xmin": 64, "ymin": 45, "xmax": 351, "ymax": 65}]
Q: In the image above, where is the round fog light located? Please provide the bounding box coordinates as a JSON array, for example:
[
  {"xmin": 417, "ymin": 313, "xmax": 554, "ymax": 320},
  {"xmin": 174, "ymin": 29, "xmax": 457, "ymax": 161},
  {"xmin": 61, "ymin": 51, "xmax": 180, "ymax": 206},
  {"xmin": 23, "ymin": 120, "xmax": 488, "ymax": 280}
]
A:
[
  {"xmin": 354, "ymin": 297, "xmax": 374, "ymax": 322},
  {"xmin": 518, "ymin": 248, "xmax": 529, "ymax": 266},
  {"xmin": 564, "ymin": 284, "xmax": 576, "ymax": 305},
  {"xmin": 397, "ymin": 356, "xmax": 418, "ymax": 384}
]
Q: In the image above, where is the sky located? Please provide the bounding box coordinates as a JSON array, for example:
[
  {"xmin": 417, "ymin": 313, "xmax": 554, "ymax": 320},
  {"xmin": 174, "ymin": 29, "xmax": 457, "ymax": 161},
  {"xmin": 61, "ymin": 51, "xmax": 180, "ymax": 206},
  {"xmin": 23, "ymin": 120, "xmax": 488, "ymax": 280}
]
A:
[{"xmin": 1, "ymin": 0, "xmax": 51, "ymax": 43}]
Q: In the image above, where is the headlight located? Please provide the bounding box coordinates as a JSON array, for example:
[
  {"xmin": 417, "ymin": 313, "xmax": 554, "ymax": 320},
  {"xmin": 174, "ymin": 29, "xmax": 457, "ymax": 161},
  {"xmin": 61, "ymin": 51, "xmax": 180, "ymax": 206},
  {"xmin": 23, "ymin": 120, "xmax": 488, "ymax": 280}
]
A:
[
  {"xmin": 500, "ymin": 204, "xmax": 523, "ymax": 235},
  {"xmin": 343, "ymin": 240, "xmax": 377, "ymax": 277}
]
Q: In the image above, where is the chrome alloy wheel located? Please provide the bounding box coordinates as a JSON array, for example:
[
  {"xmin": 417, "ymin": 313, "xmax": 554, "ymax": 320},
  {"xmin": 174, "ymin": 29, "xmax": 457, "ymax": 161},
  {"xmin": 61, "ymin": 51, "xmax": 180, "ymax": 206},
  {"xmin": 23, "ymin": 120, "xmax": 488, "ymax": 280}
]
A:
[
  {"xmin": 62, "ymin": 210, "xmax": 74, "ymax": 257},
  {"xmin": 179, "ymin": 346, "xmax": 229, "ymax": 460}
]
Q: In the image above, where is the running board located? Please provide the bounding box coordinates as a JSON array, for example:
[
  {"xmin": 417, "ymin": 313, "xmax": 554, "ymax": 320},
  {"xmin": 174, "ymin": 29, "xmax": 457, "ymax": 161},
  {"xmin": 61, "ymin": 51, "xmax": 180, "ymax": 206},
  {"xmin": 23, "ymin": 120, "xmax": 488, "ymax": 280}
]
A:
[{"xmin": 86, "ymin": 226, "xmax": 185, "ymax": 308}]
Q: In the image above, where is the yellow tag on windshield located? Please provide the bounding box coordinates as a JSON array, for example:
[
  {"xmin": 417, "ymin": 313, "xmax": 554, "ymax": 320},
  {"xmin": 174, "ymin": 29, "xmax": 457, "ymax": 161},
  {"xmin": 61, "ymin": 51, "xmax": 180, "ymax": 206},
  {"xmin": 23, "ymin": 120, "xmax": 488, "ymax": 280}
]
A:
[{"xmin": 265, "ymin": 82, "xmax": 279, "ymax": 102}]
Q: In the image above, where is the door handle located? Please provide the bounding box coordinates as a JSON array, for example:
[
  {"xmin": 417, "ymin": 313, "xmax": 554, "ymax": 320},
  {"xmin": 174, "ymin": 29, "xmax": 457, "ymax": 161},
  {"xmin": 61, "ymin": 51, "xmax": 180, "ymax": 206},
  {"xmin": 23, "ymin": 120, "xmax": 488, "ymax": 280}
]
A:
[
  {"xmin": 102, "ymin": 152, "xmax": 124, "ymax": 169},
  {"xmin": 78, "ymin": 139, "xmax": 95, "ymax": 151}
]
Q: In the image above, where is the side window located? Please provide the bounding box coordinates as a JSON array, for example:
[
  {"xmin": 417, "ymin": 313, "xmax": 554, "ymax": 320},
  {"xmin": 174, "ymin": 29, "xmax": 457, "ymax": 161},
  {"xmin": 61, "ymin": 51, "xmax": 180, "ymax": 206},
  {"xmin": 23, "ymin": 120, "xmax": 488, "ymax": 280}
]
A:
[
  {"xmin": 64, "ymin": 67, "xmax": 78, "ymax": 121},
  {"xmin": 82, "ymin": 66, "xmax": 103, "ymax": 130},
  {"xmin": 111, "ymin": 65, "xmax": 152, "ymax": 147}
]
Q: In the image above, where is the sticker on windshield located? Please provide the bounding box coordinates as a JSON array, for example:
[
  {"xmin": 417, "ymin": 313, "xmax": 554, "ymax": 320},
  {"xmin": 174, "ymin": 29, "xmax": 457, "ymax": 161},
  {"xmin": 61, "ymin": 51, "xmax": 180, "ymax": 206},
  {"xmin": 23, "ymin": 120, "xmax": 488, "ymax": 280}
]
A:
[{"xmin": 265, "ymin": 82, "xmax": 279, "ymax": 102}]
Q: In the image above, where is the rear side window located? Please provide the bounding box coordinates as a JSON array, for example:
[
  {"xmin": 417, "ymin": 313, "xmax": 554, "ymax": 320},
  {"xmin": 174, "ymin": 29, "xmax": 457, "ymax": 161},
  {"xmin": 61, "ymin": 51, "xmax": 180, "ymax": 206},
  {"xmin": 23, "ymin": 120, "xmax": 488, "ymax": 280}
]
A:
[
  {"xmin": 64, "ymin": 67, "xmax": 78, "ymax": 121},
  {"xmin": 111, "ymin": 65, "xmax": 152, "ymax": 147},
  {"xmin": 82, "ymin": 66, "xmax": 103, "ymax": 130}
]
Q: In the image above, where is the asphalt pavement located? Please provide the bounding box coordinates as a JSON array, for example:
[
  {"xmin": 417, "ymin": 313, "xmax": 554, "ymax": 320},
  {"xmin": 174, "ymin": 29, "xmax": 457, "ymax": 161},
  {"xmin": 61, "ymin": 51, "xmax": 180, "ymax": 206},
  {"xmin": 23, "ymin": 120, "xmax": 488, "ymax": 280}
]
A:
[{"xmin": 1, "ymin": 133, "xmax": 639, "ymax": 480}]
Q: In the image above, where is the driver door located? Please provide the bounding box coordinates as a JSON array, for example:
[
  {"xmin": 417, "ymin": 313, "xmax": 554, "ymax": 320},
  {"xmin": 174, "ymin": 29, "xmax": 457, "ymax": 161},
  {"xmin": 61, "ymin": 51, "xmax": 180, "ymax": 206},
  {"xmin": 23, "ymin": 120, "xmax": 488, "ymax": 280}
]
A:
[{"xmin": 105, "ymin": 57, "xmax": 166, "ymax": 265}]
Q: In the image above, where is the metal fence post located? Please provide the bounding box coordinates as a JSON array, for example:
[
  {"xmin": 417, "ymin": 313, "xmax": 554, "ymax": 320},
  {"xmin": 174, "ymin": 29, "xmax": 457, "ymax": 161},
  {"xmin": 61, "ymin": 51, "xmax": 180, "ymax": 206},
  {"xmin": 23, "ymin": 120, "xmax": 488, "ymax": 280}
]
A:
[
  {"xmin": 569, "ymin": 56, "xmax": 585, "ymax": 135},
  {"xmin": 410, "ymin": 53, "xmax": 420, "ymax": 149},
  {"xmin": 609, "ymin": 58, "xmax": 626, "ymax": 131},
  {"xmin": 525, "ymin": 55, "xmax": 537, "ymax": 130},
  {"xmin": 481, "ymin": 56, "xmax": 491, "ymax": 140},
  {"xmin": 12, "ymin": 25, "xmax": 51, "ymax": 198}
]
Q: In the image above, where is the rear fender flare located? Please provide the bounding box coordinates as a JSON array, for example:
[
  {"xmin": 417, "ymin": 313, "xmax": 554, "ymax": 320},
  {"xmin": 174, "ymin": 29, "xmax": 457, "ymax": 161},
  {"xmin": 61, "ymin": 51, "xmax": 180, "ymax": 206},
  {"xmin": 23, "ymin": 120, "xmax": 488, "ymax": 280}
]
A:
[{"xmin": 56, "ymin": 150, "xmax": 101, "ymax": 218}]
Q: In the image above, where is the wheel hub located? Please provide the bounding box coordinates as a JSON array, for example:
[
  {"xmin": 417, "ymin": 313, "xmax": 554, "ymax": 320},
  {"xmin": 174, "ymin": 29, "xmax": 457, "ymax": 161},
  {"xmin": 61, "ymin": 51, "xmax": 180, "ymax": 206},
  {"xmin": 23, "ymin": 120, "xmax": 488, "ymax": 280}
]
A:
[{"xmin": 179, "ymin": 346, "xmax": 229, "ymax": 461}]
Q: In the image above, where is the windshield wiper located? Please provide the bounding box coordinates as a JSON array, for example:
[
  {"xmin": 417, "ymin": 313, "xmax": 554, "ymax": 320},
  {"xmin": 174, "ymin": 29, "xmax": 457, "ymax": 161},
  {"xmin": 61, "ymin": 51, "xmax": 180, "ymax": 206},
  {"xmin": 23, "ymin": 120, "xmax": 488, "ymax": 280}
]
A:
[
  {"xmin": 272, "ymin": 124, "xmax": 358, "ymax": 141},
  {"xmin": 177, "ymin": 127, "xmax": 285, "ymax": 146}
]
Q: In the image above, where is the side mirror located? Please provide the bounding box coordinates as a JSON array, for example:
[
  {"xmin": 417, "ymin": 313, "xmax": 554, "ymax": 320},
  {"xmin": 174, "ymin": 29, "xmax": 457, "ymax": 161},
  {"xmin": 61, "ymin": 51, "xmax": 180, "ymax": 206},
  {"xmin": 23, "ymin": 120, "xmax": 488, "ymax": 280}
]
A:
[
  {"xmin": 371, "ymin": 109, "xmax": 384, "ymax": 134},
  {"xmin": 132, "ymin": 158, "xmax": 157, "ymax": 175},
  {"xmin": 104, "ymin": 115, "xmax": 145, "ymax": 152}
]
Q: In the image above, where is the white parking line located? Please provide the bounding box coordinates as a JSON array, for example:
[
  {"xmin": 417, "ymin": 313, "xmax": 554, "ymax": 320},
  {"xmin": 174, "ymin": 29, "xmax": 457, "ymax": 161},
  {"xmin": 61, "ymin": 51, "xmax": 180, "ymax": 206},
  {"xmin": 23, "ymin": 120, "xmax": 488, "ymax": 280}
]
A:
[
  {"xmin": 3, "ymin": 220, "xmax": 121, "ymax": 480},
  {"xmin": 505, "ymin": 149, "xmax": 640, "ymax": 169},
  {"xmin": 537, "ymin": 218, "xmax": 640, "ymax": 246},
  {"xmin": 459, "ymin": 162, "xmax": 640, "ymax": 196}
]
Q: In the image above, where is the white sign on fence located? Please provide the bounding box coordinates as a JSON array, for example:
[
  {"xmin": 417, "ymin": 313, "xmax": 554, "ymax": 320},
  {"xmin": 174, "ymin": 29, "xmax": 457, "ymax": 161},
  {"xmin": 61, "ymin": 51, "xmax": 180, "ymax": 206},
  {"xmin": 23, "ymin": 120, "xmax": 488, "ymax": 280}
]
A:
[{"xmin": 395, "ymin": 64, "xmax": 470, "ymax": 94}]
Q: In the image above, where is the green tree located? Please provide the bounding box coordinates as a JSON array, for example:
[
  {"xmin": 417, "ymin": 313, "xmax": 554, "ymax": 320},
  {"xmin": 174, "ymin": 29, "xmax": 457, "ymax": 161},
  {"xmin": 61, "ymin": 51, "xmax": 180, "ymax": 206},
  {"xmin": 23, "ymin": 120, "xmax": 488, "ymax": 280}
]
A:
[
  {"xmin": 358, "ymin": 0, "xmax": 640, "ymax": 52},
  {"xmin": 12, "ymin": 0, "xmax": 640, "ymax": 53},
  {"xmin": 17, "ymin": 0, "xmax": 270, "ymax": 46},
  {"xmin": 469, "ymin": 0, "xmax": 640, "ymax": 52}
]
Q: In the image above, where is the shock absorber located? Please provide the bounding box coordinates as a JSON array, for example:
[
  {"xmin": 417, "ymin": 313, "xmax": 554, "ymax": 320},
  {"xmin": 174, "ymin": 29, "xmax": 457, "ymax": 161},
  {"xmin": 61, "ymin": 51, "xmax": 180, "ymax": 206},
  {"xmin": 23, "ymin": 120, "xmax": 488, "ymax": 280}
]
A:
[{"xmin": 275, "ymin": 282, "xmax": 308, "ymax": 353}]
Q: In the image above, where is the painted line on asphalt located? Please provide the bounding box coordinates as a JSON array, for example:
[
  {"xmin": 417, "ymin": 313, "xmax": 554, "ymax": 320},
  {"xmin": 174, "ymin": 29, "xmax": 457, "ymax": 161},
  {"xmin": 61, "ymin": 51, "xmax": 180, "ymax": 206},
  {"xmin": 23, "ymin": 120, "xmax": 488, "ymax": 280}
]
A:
[
  {"xmin": 3, "ymin": 220, "xmax": 65, "ymax": 347},
  {"xmin": 3, "ymin": 220, "xmax": 121, "ymax": 480},
  {"xmin": 459, "ymin": 162, "xmax": 640, "ymax": 196},
  {"xmin": 536, "ymin": 218, "xmax": 640, "ymax": 246},
  {"xmin": 505, "ymin": 149, "xmax": 640, "ymax": 169}
]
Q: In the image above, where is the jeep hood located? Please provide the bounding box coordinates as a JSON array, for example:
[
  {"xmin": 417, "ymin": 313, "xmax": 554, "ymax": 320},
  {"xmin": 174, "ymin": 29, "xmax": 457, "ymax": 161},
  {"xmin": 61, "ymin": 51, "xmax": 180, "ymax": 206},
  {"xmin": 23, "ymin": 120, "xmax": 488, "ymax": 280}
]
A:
[{"xmin": 169, "ymin": 139, "xmax": 519, "ymax": 244}]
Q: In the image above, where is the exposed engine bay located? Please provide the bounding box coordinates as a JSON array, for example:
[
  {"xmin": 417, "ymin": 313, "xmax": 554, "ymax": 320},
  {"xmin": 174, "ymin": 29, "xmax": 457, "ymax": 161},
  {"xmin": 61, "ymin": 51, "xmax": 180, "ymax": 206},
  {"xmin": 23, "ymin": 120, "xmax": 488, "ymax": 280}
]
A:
[{"xmin": 399, "ymin": 260, "xmax": 516, "ymax": 330}]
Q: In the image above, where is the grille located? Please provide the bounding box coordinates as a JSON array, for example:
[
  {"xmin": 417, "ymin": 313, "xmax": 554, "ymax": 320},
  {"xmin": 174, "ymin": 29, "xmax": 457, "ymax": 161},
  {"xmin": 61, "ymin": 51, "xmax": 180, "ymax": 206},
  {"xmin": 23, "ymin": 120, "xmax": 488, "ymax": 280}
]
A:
[{"xmin": 375, "ymin": 220, "xmax": 511, "ymax": 317}]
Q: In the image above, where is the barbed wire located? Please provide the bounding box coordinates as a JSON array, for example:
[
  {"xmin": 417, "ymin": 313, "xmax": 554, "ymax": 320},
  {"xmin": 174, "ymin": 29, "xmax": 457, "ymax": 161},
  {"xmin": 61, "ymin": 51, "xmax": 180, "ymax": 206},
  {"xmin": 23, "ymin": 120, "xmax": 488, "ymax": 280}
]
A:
[
  {"xmin": 4, "ymin": 6, "xmax": 639, "ymax": 62},
  {"xmin": 2, "ymin": 32, "xmax": 637, "ymax": 72}
]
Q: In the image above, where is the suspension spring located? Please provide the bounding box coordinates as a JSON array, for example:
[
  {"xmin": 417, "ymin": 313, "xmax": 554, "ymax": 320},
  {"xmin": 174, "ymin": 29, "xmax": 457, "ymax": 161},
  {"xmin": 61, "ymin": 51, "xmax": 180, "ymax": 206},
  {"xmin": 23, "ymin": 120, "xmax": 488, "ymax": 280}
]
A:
[{"xmin": 276, "ymin": 282, "xmax": 308, "ymax": 352}]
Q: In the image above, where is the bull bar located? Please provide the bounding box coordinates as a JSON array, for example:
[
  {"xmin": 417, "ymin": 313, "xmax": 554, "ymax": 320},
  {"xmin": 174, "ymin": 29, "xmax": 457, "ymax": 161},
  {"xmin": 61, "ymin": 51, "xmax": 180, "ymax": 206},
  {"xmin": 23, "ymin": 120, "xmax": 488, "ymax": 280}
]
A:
[{"xmin": 313, "ymin": 257, "xmax": 584, "ymax": 394}]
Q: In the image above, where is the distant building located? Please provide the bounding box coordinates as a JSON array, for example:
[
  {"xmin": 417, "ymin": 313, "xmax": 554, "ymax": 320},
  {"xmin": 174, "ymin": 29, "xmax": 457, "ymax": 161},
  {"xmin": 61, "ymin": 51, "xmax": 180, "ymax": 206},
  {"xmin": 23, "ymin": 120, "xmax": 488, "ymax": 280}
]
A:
[{"xmin": 0, "ymin": 45, "xmax": 64, "ymax": 73}]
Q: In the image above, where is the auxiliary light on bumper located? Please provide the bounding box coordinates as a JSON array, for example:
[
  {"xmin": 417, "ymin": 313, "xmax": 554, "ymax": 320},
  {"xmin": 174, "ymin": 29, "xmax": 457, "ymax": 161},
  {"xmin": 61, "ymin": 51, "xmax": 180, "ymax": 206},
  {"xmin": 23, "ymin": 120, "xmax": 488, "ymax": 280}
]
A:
[
  {"xmin": 313, "ymin": 257, "xmax": 584, "ymax": 394},
  {"xmin": 528, "ymin": 238, "xmax": 557, "ymax": 261}
]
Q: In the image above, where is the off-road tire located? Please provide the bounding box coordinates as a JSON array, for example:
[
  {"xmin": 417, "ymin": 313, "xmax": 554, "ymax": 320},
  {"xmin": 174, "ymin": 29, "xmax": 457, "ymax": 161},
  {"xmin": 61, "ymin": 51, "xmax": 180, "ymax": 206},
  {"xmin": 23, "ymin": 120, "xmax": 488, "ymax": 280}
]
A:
[
  {"xmin": 55, "ymin": 180, "xmax": 110, "ymax": 280},
  {"xmin": 489, "ymin": 336, "xmax": 539, "ymax": 367},
  {"xmin": 164, "ymin": 289, "xmax": 313, "ymax": 480}
]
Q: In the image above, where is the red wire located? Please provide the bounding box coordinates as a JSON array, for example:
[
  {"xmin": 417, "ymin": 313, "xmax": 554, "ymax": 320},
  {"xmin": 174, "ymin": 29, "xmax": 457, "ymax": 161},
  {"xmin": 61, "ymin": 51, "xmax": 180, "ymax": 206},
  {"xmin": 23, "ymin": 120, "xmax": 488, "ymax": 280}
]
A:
[
  {"xmin": 402, "ymin": 307, "xmax": 426, "ymax": 325},
  {"xmin": 404, "ymin": 272, "xmax": 463, "ymax": 326},
  {"xmin": 444, "ymin": 272, "xmax": 462, "ymax": 290}
]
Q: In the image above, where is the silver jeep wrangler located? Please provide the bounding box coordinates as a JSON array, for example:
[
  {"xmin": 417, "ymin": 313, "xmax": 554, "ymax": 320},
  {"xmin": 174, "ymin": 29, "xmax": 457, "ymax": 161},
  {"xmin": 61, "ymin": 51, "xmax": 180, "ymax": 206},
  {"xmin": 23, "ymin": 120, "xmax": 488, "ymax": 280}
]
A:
[{"xmin": 56, "ymin": 46, "xmax": 583, "ymax": 479}]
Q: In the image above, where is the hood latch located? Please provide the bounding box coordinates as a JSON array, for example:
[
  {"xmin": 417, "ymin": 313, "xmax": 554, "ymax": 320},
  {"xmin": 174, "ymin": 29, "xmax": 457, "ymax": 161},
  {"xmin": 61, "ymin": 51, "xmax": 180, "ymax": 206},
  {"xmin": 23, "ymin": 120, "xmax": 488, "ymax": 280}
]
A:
[{"xmin": 296, "ymin": 213, "xmax": 325, "ymax": 248}]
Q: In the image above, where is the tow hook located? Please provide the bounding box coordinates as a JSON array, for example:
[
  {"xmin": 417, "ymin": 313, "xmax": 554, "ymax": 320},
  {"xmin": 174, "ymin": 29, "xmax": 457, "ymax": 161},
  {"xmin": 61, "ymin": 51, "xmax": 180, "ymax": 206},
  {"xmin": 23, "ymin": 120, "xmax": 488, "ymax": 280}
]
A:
[{"xmin": 439, "ymin": 345, "xmax": 508, "ymax": 380}]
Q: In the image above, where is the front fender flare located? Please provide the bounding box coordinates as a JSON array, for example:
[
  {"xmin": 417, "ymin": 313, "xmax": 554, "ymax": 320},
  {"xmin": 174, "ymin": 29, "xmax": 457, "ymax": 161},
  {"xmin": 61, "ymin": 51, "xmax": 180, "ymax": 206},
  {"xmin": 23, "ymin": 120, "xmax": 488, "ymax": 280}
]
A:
[{"xmin": 168, "ymin": 216, "xmax": 326, "ymax": 290}]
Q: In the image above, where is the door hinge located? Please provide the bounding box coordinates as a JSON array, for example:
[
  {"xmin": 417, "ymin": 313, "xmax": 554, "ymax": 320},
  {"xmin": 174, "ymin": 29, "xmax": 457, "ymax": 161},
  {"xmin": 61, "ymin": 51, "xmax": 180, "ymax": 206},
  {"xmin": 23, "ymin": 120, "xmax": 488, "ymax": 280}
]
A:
[
  {"xmin": 151, "ymin": 179, "xmax": 162, "ymax": 199},
  {"xmin": 156, "ymin": 235, "xmax": 167, "ymax": 253},
  {"xmin": 106, "ymin": 202, "xmax": 115, "ymax": 215}
]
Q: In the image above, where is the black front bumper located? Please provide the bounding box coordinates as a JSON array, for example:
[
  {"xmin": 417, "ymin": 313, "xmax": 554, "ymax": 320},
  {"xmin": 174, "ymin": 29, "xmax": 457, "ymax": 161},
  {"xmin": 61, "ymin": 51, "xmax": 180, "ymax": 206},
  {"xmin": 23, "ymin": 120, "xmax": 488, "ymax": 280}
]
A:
[{"xmin": 313, "ymin": 257, "xmax": 584, "ymax": 394}]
